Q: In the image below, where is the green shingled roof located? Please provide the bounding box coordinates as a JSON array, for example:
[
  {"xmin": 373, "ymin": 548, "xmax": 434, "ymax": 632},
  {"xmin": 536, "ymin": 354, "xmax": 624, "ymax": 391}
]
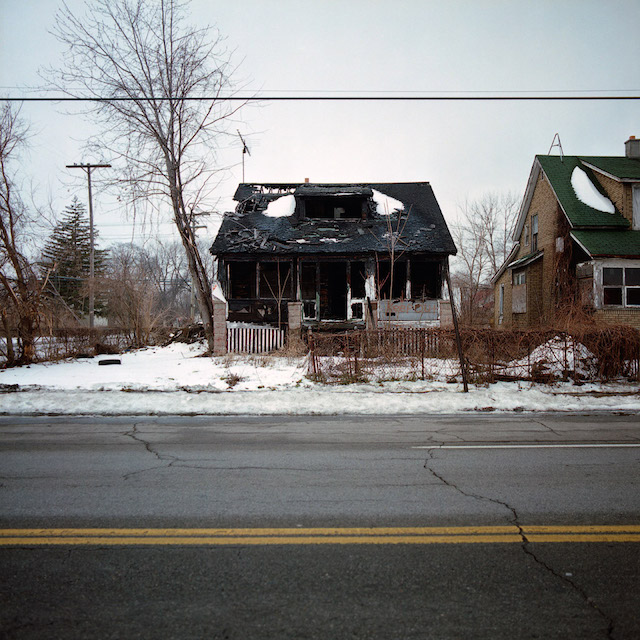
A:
[
  {"xmin": 536, "ymin": 155, "xmax": 629, "ymax": 229},
  {"xmin": 571, "ymin": 230, "xmax": 640, "ymax": 258},
  {"xmin": 580, "ymin": 156, "xmax": 640, "ymax": 181}
]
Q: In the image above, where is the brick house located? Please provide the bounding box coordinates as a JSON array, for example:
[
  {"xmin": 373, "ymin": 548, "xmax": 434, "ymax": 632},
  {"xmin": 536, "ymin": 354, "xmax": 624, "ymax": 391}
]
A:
[
  {"xmin": 211, "ymin": 182, "xmax": 457, "ymax": 331},
  {"xmin": 492, "ymin": 137, "xmax": 640, "ymax": 329}
]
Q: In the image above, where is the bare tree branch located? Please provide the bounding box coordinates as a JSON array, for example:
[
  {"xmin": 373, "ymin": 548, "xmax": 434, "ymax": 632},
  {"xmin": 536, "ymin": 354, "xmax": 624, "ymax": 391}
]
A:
[
  {"xmin": 46, "ymin": 0, "xmax": 248, "ymax": 351},
  {"xmin": 452, "ymin": 191, "xmax": 519, "ymax": 325}
]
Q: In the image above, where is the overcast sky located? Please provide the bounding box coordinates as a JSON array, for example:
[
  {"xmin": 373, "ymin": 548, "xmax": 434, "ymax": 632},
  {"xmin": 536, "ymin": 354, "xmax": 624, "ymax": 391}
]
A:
[{"xmin": 1, "ymin": 0, "xmax": 639, "ymax": 247}]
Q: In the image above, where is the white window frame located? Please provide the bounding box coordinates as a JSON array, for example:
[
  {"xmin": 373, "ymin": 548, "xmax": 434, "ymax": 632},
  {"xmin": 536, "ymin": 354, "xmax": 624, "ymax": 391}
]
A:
[
  {"xmin": 593, "ymin": 260, "xmax": 640, "ymax": 308},
  {"xmin": 498, "ymin": 284, "xmax": 505, "ymax": 324},
  {"xmin": 513, "ymin": 271, "xmax": 526, "ymax": 286},
  {"xmin": 633, "ymin": 185, "xmax": 640, "ymax": 231}
]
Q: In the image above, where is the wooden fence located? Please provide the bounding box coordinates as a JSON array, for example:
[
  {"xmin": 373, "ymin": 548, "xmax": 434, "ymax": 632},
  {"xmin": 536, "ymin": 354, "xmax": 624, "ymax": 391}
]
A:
[{"xmin": 227, "ymin": 326, "xmax": 287, "ymax": 354}]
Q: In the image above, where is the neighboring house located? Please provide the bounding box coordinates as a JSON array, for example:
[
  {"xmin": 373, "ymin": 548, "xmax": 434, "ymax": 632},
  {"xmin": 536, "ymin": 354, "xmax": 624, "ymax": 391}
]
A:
[
  {"xmin": 492, "ymin": 137, "xmax": 640, "ymax": 329},
  {"xmin": 210, "ymin": 182, "xmax": 457, "ymax": 330}
]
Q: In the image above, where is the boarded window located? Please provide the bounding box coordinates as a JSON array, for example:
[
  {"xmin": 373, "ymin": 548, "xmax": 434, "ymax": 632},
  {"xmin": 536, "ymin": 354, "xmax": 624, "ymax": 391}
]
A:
[{"xmin": 512, "ymin": 269, "xmax": 527, "ymax": 313}]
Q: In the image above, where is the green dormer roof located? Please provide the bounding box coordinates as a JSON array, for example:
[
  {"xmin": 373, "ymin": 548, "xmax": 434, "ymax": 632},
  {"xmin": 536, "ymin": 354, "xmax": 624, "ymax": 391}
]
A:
[
  {"xmin": 580, "ymin": 156, "xmax": 640, "ymax": 181},
  {"xmin": 571, "ymin": 230, "xmax": 640, "ymax": 258},
  {"xmin": 536, "ymin": 156, "xmax": 629, "ymax": 229}
]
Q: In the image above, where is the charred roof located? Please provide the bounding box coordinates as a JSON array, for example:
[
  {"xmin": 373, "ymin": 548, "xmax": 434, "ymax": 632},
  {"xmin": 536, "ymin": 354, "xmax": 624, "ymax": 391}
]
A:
[{"xmin": 211, "ymin": 182, "xmax": 457, "ymax": 257}]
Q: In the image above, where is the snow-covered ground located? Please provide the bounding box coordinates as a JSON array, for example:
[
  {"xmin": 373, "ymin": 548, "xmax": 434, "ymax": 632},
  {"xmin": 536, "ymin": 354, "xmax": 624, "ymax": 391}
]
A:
[{"xmin": 1, "ymin": 342, "xmax": 638, "ymax": 416}]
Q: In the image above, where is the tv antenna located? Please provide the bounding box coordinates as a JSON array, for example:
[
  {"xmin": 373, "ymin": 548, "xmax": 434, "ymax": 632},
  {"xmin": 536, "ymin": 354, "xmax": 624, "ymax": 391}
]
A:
[
  {"xmin": 548, "ymin": 133, "xmax": 564, "ymax": 161},
  {"xmin": 237, "ymin": 130, "xmax": 251, "ymax": 182}
]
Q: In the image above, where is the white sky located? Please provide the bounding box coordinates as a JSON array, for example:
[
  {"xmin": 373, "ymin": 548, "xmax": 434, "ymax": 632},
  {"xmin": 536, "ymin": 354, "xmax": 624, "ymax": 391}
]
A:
[{"xmin": 1, "ymin": 0, "xmax": 639, "ymax": 248}]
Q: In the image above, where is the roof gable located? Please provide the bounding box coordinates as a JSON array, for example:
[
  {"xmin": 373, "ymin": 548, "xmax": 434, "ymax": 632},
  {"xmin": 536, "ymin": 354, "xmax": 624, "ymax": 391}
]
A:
[{"xmin": 536, "ymin": 156, "xmax": 629, "ymax": 229}]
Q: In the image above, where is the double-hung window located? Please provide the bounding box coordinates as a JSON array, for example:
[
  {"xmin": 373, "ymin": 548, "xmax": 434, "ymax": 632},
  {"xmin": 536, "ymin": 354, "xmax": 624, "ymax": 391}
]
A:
[
  {"xmin": 531, "ymin": 215, "xmax": 539, "ymax": 251},
  {"xmin": 603, "ymin": 267, "xmax": 640, "ymax": 307}
]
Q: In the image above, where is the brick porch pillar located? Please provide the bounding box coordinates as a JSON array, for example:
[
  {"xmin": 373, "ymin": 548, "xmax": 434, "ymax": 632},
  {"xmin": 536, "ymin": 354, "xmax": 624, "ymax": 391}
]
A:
[
  {"xmin": 212, "ymin": 300, "xmax": 227, "ymax": 356},
  {"xmin": 287, "ymin": 301, "xmax": 303, "ymax": 346},
  {"xmin": 365, "ymin": 300, "xmax": 378, "ymax": 330},
  {"xmin": 439, "ymin": 300, "xmax": 453, "ymax": 327}
]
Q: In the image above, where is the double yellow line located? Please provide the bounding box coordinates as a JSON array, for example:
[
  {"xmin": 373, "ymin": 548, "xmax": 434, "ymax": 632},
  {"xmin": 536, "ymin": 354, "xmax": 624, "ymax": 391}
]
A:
[{"xmin": 1, "ymin": 525, "xmax": 640, "ymax": 546}]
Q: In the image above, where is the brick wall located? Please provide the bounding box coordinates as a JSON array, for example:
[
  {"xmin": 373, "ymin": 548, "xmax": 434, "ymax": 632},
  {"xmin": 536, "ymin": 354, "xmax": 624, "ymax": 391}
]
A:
[
  {"xmin": 594, "ymin": 309, "xmax": 640, "ymax": 330},
  {"xmin": 590, "ymin": 171, "xmax": 634, "ymax": 224},
  {"xmin": 494, "ymin": 272, "xmax": 513, "ymax": 327},
  {"xmin": 494, "ymin": 169, "xmax": 559, "ymax": 329}
]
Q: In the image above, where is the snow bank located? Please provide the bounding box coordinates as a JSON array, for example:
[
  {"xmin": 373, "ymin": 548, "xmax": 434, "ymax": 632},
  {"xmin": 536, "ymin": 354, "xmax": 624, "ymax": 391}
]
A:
[
  {"xmin": 1, "ymin": 382, "xmax": 639, "ymax": 416},
  {"xmin": 571, "ymin": 166, "xmax": 615, "ymax": 213},
  {"xmin": 1, "ymin": 341, "xmax": 639, "ymax": 416},
  {"xmin": 264, "ymin": 194, "xmax": 296, "ymax": 217},
  {"xmin": 500, "ymin": 337, "xmax": 596, "ymax": 379},
  {"xmin": 372, "ymin": 190, "xmax": 404, "ymax": 216}
]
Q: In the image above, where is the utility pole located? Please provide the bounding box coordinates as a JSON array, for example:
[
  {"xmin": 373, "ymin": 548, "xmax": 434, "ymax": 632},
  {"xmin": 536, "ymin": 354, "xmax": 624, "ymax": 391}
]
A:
[
  {"xmin": 444, "ymin": 258, "xmax": 469, "ymax": 393},
  {"xmin": 188, "ymin": 208, "xmax": 210, "ymax": 322},
  {"xmin": 66, "ymin": 163, "xmax": 111, "ymax": 330}
]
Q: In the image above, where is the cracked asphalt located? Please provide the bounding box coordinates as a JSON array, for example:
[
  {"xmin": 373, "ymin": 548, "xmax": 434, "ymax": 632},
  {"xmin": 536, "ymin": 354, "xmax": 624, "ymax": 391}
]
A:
[{"xmin": 1, "ymin": 413, "xmax": 639, "ymax": 639}]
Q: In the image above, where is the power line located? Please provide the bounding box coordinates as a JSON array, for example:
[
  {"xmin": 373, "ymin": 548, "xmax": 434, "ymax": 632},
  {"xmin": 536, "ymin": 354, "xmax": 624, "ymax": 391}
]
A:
[{"xmin": 2, "ymin": 94, "xmax": 640, "ymax": 102}]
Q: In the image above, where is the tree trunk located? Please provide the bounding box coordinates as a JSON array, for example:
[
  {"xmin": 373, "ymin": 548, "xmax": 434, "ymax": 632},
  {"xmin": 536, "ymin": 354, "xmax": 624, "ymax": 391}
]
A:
[
  {"xmin": 166, "ymin": 163, "xmax": 215, "ymax": 353},
  {"xmin": 17, "ymin": 311, "xmax": 37, "ymax": 364},
  {"xmin": 2, "ymin": 310, "xmax": 15, "ymax": 366}
]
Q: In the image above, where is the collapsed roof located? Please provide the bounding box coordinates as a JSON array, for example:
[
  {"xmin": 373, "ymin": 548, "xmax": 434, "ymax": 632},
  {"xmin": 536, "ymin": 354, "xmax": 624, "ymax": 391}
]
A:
[{"xmin": 211, "ymin": 182, "xmax": 457, "ymax": 257}]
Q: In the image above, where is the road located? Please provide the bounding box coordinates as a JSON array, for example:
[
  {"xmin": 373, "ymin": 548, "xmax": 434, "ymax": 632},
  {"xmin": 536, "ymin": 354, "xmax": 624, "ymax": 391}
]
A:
[{"xmin": 1, "ymin": 413, "xmax": 639, "ymax": 639}]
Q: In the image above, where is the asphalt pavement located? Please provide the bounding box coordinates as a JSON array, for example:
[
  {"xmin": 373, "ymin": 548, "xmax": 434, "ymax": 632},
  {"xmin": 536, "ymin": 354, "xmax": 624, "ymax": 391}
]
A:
[{"xmin": 1, "ymin": 413, "xmax": 639, "ymax": 638}]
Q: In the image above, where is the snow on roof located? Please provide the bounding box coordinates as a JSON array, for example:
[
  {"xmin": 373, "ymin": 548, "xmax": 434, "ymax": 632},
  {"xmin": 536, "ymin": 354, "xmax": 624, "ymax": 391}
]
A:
[
  {"xmin": 571, "ymin": 166, "xmax": 615, "ymax": 213},
  {"xmin": 372, "ymin": 189, "xmax": 404, "ymax": 216},
  {"xmin": 264, "ymin": 194, "xmax": 296, "ymax": 218}
]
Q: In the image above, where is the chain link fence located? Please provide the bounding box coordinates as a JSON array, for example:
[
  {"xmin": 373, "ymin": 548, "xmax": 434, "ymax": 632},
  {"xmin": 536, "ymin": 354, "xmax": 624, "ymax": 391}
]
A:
[{"xmin": 305, "ymin": 327, "xmax": 640, "ymax": 384}]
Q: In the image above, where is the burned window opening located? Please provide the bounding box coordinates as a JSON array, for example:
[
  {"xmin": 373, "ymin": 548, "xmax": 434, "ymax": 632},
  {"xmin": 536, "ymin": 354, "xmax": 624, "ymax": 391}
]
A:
[
  {"xmin": 259, "ymin": 261, "xmax": 293, "ymax": 301},
  {"xmin": 301, "ymin": 196, "xmax": 368, "ymax": 220},
  {"xmin": 410, "ymin": 260, "xmax": 440, "ymax": 299},
  {"xmin": 351, "ymin": 302, "xmax": 364, "ymax": 319},
  {"xmin": 377, "ymin": 261, "xmax": 407, "ymax": 299},
  {"xmin": 228, "ymin": 261, "xmax": 256, "ymax": 299},
  {"xmin": 320, "ymin": 262, "xmax": 348, "ymax": 319},
  {"xmin": 350, "ymin": 261, "xmax": 367, "ymax": 298}
]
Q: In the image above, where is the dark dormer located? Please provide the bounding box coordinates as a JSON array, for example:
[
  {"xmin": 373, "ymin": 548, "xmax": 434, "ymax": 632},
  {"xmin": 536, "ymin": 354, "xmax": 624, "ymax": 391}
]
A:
[{"xmin": 293, "ymin": 185, "xmax": 374, "ymax": 220}]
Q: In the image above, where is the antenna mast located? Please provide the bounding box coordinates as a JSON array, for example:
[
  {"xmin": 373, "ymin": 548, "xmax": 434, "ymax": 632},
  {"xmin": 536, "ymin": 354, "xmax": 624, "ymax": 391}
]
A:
[
  {"xmin": 548, "ymin": 133, "xmax": 564, "ymax": 160},
  {"xmin": 237, "ymin": 130, "xmax": 251, "ymax": 182}
]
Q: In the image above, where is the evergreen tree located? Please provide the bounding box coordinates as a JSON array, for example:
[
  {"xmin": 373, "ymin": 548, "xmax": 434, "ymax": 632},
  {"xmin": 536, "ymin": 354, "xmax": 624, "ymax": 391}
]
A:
[{"xmin": 41, "ymin": 197, "xmax": 108, "ymax": 314}]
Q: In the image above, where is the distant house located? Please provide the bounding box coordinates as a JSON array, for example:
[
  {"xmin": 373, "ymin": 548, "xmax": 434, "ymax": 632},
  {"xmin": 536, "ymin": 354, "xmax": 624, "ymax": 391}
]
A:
[
  {"xmin": 492, "ymin": 137, "xmax": 640, "ymax": 329},
  {"xmin": 210, "ymin": 182, "xmax": 457, "ymax": 331}
]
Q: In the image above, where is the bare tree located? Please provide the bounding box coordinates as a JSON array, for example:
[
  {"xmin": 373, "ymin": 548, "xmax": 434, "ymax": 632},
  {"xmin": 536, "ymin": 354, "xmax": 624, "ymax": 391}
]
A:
[
  {"xmin": 0, "ymin": 103, "xmax": 49, "ymax": 365},
  {"xmin": 452, "ymin": 191, "xmax": 519, "ymax": 325},
  {"xmin": 48, "ymin": 0, "xmax": 244, "ymax": 352},
  {"xmin": 372, "ymin": 202, "xmax": 412, "ymax": 318},
  {"xmin": 103, "ymin": 244, "xmax": 168, "ymax": 346}
]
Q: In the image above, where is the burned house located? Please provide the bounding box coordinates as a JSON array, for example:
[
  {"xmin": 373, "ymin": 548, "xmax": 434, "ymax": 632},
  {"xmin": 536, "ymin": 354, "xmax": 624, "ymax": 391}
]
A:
[{"xmin": 210, "ymin": 182, "xmax": 457, "ymax": 330}]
